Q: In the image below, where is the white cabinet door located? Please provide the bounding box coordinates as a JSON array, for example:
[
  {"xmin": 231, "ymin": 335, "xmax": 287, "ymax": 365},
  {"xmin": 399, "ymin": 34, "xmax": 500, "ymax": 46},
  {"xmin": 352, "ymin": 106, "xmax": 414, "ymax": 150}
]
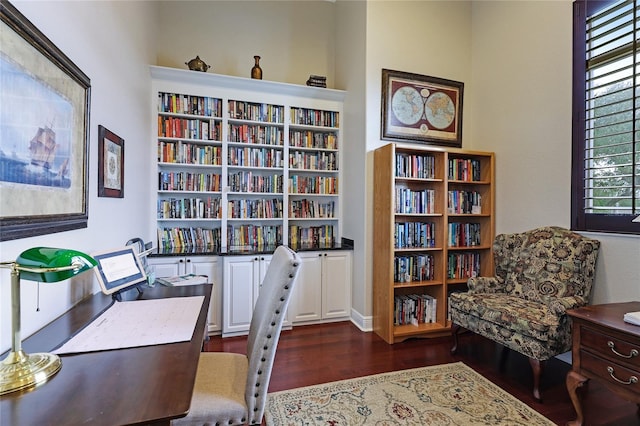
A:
[
  {"xmin": 222, "ymin": 255, "xmax": 276, "ymax": 336},
  {"xmin": 289, "ymin": 253, "xmax": 323, "ymax": 323},
  {"xmin": 322, "ymin": 251, "xmax": 352, "ymax": 319},
  {"xmin": 223, "ymin": 256, "xmax": 260, "ymax": 336},
  {"xmin": 187, "ymin": 256, "xmax": 221, "ymax": 333},
  {"xmin": 147, "ymin": 256, "xmax": 184, "ymax": 277}
]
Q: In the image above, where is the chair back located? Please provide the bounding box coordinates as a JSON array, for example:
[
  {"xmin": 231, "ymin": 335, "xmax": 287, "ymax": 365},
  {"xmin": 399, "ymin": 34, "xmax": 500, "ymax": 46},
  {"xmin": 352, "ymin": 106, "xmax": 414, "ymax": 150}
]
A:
[
  {"xmin": 493, "ymin": 226, "xmax": 600, "ymax": 304},
  {"xmin": 244, "ymin": 245, "xmax": 301, "ymax": 424}
]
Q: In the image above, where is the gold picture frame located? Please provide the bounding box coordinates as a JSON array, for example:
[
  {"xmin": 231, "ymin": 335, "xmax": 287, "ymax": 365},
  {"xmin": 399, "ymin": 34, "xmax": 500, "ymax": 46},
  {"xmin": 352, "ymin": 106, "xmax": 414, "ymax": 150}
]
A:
[
  {"xmin": 381, "ymin": 68, "xmax": 463, "ymax": 147},
  {"xmin": 0, "ymin": 0, "xmax": 91, "ymax": 241}
]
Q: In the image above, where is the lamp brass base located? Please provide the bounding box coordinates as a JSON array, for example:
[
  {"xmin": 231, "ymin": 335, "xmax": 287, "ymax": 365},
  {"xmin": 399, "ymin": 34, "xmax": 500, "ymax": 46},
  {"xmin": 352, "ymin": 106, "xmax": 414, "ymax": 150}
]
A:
[{"xmin": 0, "ymin": 350, "xmax": 61, "ymax": 395}]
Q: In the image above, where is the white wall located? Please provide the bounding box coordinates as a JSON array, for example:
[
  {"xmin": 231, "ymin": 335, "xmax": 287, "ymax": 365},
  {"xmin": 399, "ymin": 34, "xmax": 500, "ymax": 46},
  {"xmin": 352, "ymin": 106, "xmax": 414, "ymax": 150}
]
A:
[
  {"xmin": 1, "ymin": 1, "xmax": 157, "ymax": 353},
  {"xmin": 364, "ymin": 1, "xmax": 473, "ymax": 325},
  {"xmin": 156, "ymin": 1, "xmax": 337, "ymax": 88},
  {"xmin": 469, "ymin": 0, "xmax": 640, "ymax": 304},
  {"xmin": 335, "ymin": 0, "xmax": 367, "ymax": 327}
]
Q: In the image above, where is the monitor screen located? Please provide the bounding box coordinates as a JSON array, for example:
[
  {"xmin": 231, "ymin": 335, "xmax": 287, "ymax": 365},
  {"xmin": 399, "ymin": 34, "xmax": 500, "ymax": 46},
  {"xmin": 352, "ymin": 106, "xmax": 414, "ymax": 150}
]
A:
[{"xmin": 92, "ymin": 247, "xmax": 147, "ymax": 295}]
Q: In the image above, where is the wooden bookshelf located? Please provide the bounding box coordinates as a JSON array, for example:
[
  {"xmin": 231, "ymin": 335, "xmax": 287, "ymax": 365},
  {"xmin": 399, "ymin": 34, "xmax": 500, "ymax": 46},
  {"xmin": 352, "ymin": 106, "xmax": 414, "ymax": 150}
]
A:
[{"xmin": 373, "ymin": 143, "xmax": 495, "ymax": 344}]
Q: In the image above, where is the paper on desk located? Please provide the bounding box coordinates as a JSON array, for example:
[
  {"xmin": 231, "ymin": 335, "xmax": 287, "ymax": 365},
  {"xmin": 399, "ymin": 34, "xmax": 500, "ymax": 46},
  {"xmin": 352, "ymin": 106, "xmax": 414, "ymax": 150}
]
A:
[
  {"xmin": 623, "ymin": 311, "xmax": 640, "ymax": 326},
  {"xmin": 52, "ymin": 296, "xmax": 204, "ymax": 354}
]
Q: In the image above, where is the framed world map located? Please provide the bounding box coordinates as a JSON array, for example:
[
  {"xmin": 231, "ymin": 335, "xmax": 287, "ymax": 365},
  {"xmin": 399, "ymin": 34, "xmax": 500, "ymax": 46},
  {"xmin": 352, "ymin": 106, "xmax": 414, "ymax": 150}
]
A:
[{"xmin": 381, "ymin": 69, "xmax": 463, "ymax": 147}]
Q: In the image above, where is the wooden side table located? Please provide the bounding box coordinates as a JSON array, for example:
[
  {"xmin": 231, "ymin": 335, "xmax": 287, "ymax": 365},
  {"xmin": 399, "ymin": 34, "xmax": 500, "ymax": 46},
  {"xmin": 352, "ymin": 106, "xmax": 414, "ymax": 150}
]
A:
[{"xmin": 566, "ymin": 302, "xmax": 640, "ymax": 426}]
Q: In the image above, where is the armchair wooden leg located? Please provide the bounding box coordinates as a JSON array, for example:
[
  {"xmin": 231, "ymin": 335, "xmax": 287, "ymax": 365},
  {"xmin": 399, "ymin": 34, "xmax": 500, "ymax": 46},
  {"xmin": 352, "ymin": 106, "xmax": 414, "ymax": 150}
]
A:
[
  {"xmin": 529, "ymin": 357, "xmax": 543, "ymax": 403},
  {"xmin": 451, "ymin": 324, "xmax": 461, "ymax": 354}
]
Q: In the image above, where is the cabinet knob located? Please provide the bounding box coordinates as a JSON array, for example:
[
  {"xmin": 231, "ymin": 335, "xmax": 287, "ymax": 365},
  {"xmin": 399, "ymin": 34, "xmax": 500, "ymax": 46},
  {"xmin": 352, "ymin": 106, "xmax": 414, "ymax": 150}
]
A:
[
  {"xmin": 254, "ymin": 257, "xmax": 259, "ymax": 261},
  {"xmin": 261, "ymin": 257, "xmax": 265, "ymax": 261},
  {"xmin": 318, "ymin": 254, "xmax": 322, "ymax": 257},
  {"xmin": 186, "ymin": 259, "xmax": 191, "ymax": 263},
  {"xmin": 179, "ymin": 259, "xmax": 184, "ymax": 263}
]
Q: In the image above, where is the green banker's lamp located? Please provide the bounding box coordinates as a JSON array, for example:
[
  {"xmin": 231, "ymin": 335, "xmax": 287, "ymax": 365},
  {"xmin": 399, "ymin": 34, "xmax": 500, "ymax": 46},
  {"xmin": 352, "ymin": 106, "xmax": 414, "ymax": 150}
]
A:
[{"xmin": 0, "ymin": 247, "xmax": 97, "ymax": 395}]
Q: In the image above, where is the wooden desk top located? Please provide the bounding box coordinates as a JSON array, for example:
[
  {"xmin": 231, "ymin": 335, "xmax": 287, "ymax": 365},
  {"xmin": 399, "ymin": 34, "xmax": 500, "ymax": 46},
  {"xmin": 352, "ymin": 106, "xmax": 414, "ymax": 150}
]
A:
[
  {"xmin": 0, "ymin": 284, "xmax": 212, "ymax": 426},
  {"xmin": 567, "ymin": 301, "xmax": 640, "ymax": 338}
]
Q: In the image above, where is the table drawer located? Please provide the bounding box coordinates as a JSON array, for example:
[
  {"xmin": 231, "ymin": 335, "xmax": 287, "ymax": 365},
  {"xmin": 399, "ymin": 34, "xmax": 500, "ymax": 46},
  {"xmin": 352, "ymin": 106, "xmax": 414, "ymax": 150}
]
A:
[
  {"xmin": 581, "ymin": 350, "xmax": 640, "ymax": 398},
  {"xmin": 580, "ymin": 326, "xmax": 640, "ymax": 370}
]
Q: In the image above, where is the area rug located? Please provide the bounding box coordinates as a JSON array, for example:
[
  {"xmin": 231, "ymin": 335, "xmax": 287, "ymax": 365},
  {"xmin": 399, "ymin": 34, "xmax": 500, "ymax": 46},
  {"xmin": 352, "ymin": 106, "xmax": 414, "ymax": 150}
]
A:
[{"xmin": 265, "ymin": 362, "xmax": 554, "ymax": 425}]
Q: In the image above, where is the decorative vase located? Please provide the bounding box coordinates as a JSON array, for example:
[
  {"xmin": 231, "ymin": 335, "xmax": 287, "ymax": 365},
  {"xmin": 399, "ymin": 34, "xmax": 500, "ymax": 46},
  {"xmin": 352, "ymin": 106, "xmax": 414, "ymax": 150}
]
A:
[{"xmin": 251, "ymin": 55, "xmax": 262, "ymax": 80}]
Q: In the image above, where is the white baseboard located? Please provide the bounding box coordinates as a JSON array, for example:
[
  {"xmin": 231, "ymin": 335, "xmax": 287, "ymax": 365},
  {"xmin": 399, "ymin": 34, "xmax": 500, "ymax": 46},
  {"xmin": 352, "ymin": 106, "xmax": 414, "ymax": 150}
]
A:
[{"xmin": 350, "ymin": 308, "xmax": 373, "ymax": 332}]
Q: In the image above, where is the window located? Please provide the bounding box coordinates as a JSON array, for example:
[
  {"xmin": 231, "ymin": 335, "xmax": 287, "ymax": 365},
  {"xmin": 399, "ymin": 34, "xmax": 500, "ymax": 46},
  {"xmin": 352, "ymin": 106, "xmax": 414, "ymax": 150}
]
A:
[{"xmin": 572, "ymin": 0, "xmax": 640, "ymax": 234}]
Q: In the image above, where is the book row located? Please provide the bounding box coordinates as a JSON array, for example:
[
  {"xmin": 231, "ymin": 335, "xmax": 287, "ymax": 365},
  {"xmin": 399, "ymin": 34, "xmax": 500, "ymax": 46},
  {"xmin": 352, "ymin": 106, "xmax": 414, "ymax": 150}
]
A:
[
  {"xmin": 288, "ymin": 175, "xmax": 338, "ymax": 195},
  {"xmin": 289, "ymin": 130, "xmax": 337, "ymax": 150},
  {"xmin": 228, "ymin": 100, "xmax": 284, "ymax": 123},
  {"xmin": 395, "ymin": 188, "xmax": 436, "ymax": 214},
  {"xmin": 448, "ymin": 190, "xmax": 482, "ymax": 214},
  {"xmin": 448, "ymin": 158, "xmax": 481, "ymax": 182},
  {"xmin": 289, "ymin": 151, "xmax": 338, "ymax": 171},
  {"xmin": 157, "ymin": 227, "xmax": 222, "ymax": 251},
  {"xmin": 157, "ymin": 197, "xmax": 221, "ymax": 220},
  {"xmin": 158, "ymin": 116, "xmax": 221, "ymax": 141},
  {"xmin": 228, "ymin": 171, "xmax": 283, "ymax": 193},
  {"xmin": 447, "ymin": 252, "xmax": 480, "ymax": 279},
  {"xmin": 156, "ymin": 223, "xmax": 336, "ymax": 252},
  {"xmin": 228, "ymin": 124, "xmax": 284, "ymax": 145},
  {"xmin": 158, "ymin": 94, "xmax": 340, "ymax": 130},
  {"xmin": 448, "ymin": 222, "xmax": 481, "ymax": 247},
  {"xmin": 228, "ymin": 147, "xmax": 284, "ymax": 168},
  {"xmin": 290, "ymin": 107, "xmax": 339, "ymax": 127},
  {"xmin": 394, "ymin": 254, "xmax": 435, "ymax": 283},
  {"xmin": 227, "ymin": 224, "xmax": 282, "ymax": 249},
  {"xmin": 227, "ymin": 198, "xmax": 283, "ymax": 219},
  {"xmin": 289, "ymin": 199, "xmax": 335, "ymax": 219},
  {"xmin": 394, "ymin": 222, "xmax": 436, "ymax": 249},
  {"xmin": 394, "ymin": 294, "xmax": 437, "ymax": 326},
  {"xmin": 158, "ymin": 93, "xmax": 222, "ymax": 117},
  {"xmin": 158, "ymin": 142, "xmax": 222, "ymax": 165},
  {"xmin": 289, "ymin": 224, "xmax": 335, "ymax": 248},
  {"xmin": 395, "ymin": 153, "xmax": 436, "ymax": 179},
  {"xmin": 158, "ymin": 172, "xmax": 222, "ymax": 192}
]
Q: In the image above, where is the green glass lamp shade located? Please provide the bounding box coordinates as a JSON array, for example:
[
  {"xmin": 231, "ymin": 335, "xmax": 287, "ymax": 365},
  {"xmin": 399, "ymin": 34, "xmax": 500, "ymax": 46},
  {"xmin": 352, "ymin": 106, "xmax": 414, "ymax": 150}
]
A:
[{"xmin": 16, "ymin": 247, "xmax": 97, "ymax": 282}]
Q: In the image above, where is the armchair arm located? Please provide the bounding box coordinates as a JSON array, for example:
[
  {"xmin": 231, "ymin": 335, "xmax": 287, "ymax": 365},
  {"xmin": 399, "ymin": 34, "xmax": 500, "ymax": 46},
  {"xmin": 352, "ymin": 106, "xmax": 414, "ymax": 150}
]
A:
[
  {"xmin": 467, "ymin": 276, "xmax": 506, "ymax": 294},
  {"xmin": 546, "ymin": 296, "xmax": 588, "ymax": 315}
]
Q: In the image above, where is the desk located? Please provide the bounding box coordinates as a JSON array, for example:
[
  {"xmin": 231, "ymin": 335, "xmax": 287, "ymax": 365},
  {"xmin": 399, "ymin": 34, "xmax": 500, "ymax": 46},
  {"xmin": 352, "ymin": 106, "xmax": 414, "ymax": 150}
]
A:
[
  {"xmin": 566, "ymin": 301, "xmax": 640, "ymax": 426},
  {"xmin": 0, "ymin": 284, "xmax": 212, "ymax": 426}
]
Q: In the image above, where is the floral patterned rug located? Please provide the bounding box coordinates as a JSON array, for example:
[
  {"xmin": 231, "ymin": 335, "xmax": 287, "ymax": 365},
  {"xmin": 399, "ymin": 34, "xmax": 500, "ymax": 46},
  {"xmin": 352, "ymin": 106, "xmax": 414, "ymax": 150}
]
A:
[{"xmin": 265, "ymin": 362, "xmax": 554, "ymax": 425}]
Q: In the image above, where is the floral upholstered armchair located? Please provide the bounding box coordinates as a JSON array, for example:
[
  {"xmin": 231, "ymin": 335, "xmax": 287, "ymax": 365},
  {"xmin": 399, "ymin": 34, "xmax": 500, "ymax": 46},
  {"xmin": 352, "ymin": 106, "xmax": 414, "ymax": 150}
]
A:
[{"xmin": 449, "ymin": 226, "xmax": 600, "ymax": 401}]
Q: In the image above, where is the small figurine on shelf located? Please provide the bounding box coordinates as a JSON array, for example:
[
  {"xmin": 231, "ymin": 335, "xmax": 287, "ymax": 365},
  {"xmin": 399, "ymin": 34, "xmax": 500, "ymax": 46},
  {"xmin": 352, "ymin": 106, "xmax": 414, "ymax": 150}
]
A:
[
  {"xmin": 251, "ymin": 55, "xmax": 263, "ymax": 79},
  {"xmin": 185, "ymin": 56, "xmax": 211, "ymax": 72}
]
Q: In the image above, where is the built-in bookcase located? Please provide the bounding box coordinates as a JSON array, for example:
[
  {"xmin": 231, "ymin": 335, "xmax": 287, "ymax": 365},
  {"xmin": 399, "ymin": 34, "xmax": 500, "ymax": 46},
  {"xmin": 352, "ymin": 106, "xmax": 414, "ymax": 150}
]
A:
[
  {"xmin": 373, "ymin": 143, "xmax": 495, "ymax": 344},
  {"xmin": 151, "ymin": 66, "xmax": 345, "ymax": 253}
]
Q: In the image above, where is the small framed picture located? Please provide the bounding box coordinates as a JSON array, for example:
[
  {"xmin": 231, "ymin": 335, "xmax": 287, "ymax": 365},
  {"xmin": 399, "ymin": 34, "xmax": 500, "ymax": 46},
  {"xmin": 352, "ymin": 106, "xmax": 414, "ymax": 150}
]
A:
[
  {"xmin": 381, "ymin": 69, "xmax": 463, "ymax": 147},
  {"xmin": 98, "ymin": 125, "xmax": 124, "ymax": 198}
]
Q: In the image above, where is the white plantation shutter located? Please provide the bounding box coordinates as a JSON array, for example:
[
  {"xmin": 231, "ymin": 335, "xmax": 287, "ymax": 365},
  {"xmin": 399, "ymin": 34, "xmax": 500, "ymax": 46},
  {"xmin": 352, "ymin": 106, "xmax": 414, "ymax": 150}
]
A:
[{"xmin": 573, "ymin": 0, "xmax": 640, "ymax": 233}]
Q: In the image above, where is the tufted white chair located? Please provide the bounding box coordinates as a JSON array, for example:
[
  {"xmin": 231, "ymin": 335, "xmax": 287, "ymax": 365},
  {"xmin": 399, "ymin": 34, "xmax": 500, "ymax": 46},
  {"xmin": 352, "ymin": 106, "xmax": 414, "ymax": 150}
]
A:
[{"xmin": 173, "ymin": 245, "xmax": 301, "ymax": 426}]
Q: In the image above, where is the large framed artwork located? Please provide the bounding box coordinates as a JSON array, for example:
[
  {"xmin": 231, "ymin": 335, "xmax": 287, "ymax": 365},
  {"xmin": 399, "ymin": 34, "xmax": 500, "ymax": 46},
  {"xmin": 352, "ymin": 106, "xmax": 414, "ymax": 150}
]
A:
[
  {"xmin": 0, "ymin": 0, "xmax": 91, "ymax": 241},
  {"xmin": 381, "ymin": 68, "xmax": 463, "ymax": 147}
]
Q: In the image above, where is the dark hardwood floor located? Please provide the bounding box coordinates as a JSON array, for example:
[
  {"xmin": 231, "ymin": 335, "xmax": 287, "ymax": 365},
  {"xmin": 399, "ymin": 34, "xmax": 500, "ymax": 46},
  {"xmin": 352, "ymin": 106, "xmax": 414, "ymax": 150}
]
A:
[{"xmin": 203, "ymin": 321, "xmax": 640, "ymax": 425}]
